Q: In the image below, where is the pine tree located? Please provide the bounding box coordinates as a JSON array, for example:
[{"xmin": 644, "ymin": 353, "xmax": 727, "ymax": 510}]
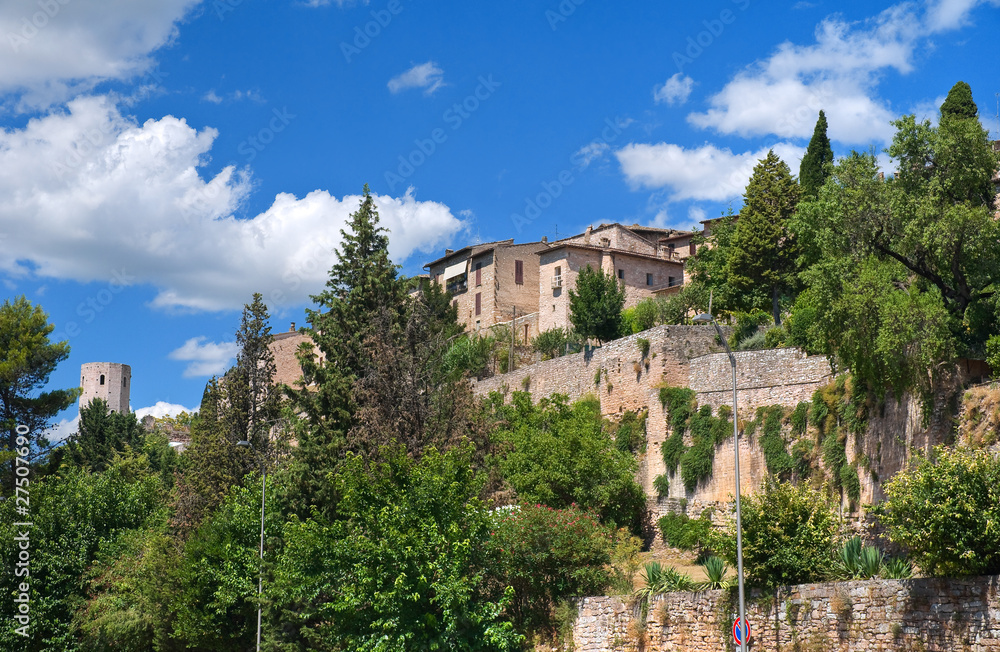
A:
[
  {"xmin": 66, "ymin": 398, "xmax": 146, "ymax": 472},
  {"xmin": 0, "ymin": 296, "xmax": 78, "ymax": 488},
  {"xmin": 569, "ymin": 265, "xmax": 625, "ymax": 345},
  {"xmin": 799, "ymin": 110, "xmax": 834, "ymax": 199},
  {"xmin": 727, "ymin": 150, "xmax": 801, "ymax": 324},
  {"xmin": 940, "ymin": 81, "xmax": 978, "ymax": 119},
  {"xmin": 287, "ymin": 185, "xmax": 407, "ymax": 516},
  {"xmin": 222, "ymin": 293, "xmax": 281, "ymax": 457}
]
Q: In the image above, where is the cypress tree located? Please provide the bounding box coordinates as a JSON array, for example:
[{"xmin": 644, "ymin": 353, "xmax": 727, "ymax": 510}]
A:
[
  {"xmin": 799, "ymin": 110, "xmax": 834, "ymax": 199},
  {"xmin": 727, "ymin": 150, "xmax": 801, "ymax": 324},
  {"xmin": 940, "ymin": 81, "xmax": 978, "ymax": 119}
]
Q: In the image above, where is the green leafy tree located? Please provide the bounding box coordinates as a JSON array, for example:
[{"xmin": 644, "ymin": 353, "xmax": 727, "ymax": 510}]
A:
[
  {"xmin": 726, "ymin": 150, "xmax": 801, "ymax": 324},
  {"xmin": 267, "ymin": 447, "xmax": 522, "ymax": 651},
  {"xmin": 486, "ymin": 392, "xmax": 645, "ymax": 534},
  {"xmin": 0, "ymin": 296, "xmax": 78, "ymax": 487},
  {"xmin": 940, "ymin": 80, "xmax": 978, "ymax": 118},
  {"xmin": 799, "ymin": 110, "xmax": 834, "ymax": 199},
  {"xmin": 874, "ymin": 446, "xmax": 1000, "ymax": 577},
  {"xmin": 682, "ymin": 210, "xmax": 739, "ymax": 318},
  {"xmin": 65, "ymin": 398, "xmax": 146, "ymax": 473},
  {"xmin": 568, "ymin": 264, "xmax": 625, "ymax": 344},
  {"xmin": 719, "ymin": 479, "xmax": 838, "ymax": 588},
  {"xmin": 0, "ymin": 453, "xmax": 168, "ymax": 651}
]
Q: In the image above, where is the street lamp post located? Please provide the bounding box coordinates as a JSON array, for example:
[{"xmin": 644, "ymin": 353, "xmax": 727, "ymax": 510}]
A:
[
  {"xmin": 692, "ymin": 312, "xmax": 747, "ymax": 651},
  {"xmin": 236, "ymin": 440, "xmax": 265, "ymax": 652}
]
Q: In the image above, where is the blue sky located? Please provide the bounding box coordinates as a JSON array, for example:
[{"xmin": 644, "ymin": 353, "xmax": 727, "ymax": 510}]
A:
[{"xmin": 1, "ymin": 0, "xmax": 998, "ymax": 438}]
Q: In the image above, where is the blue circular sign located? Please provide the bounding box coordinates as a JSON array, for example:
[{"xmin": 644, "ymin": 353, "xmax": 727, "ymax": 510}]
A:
[{"xmin": 733, "ymin": 617, "xmax": 750, "ymax": 645}]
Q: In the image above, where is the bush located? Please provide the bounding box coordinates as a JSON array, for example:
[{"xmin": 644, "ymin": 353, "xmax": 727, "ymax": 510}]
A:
[
  {"xmin": 719, "ymin": 479, "xmax": 838, "ymax": 588},
  {"xmin": 758, "ymin": 405, "xmax": 793, "ymax": 478},
  {"xmin": 533, "ymin": 327, "xmax": 581, "ymax": 360},
  {"xmin": 728, "ymin": 309, "xmax": 772, "ymax": 349},
  {"xmin": 612, "ymin": 409, "xmax": 647, "ymax": 454},
  {"xmin": 764, "ymin": 325, "xmax": 786, "ymax": 348},
  {"xmin": 736, "ymin": 329, "xmax": 768, "ymax": 351},
  {"xmin": 442, "ymin": 333, "xmax": 497, "ymax": 379},
  {"xmin": 874, "ymin": 446, "xmax": 1000, "ymax": 577},
  {"xmin": 657, "ymin": 510, "xmax": 715, "ymax": 552},
  {"xmin": 622, "ymin": 299, "xmax": 659, "ymax": 334},
  {"xmin": 486, "ymin": 504, "xmax": 612, "ymax": 636},
  {"xmin": 653, "ymin": 474, "xmax": 670, "ymax": 498},
  {"xmin": 679, "ymin": 405, "xmax": 730, "ymax": 491},
  {"xmin": 790, "ymin": 401, "xmax": 809, "ymax": 436},
  {"xmin": 987, "ymin": 334, "xmax": 1000, "ymax": 376}
]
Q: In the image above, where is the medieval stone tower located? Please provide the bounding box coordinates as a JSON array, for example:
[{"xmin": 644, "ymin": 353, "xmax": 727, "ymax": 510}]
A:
[{"xmin": 79, "ymin": 363, "xmax": 131, "ymax": 414}]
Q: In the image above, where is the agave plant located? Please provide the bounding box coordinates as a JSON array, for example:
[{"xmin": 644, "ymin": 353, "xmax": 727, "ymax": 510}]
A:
[
  {"xmin": 882, "ymin": 556, "xmax": 913, "ymax": 580},
  {"xmin": 836, "ymin": 536, "xmax": 864, "ymax": 579},
  {"xmin": 858, "ymin": 545, "xmax": 885, "ymax": 579},
  {"xmin": 698, "ymin": 555, "xmax": 733, "ymax": 590}
]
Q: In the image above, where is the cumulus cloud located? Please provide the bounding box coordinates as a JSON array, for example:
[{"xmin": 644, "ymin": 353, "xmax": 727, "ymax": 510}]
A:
[
  {"xmin": 169, "ymin": 337, "xmax": 239, "ymax": 378},
  {"xmin": 615, "ymin": 141, "xmax": 805, "ymax": 202},
  {"xmin": 388, "ymin": 62, "xmax": 445, "ymax": 95},
  {"xmin": 0, "ymin": 96, "xmax": 468, "ymax": 311},
  {"xmin": 45, "ymin": 414, "xmax": 79, "ymax": 443},
  {"xmin": 654, "ymin": 73, "xmax": 694, "ymax": 106},
  {"xmin": 0, "ymin": 0, "xmax": 198, "ymax": 110},
  {"xmin": 685, "ymin": 0, "xmax": 997, "ymax": 145},
  {"xmin": 135, "ymin": 401, "xmax": 198, "ymax": 419}
]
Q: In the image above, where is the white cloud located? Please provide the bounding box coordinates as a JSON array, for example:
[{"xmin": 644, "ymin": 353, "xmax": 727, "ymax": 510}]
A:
[
  {"xmin": 573, "ymin": 142, "xmax": 610, "ymax": 168},
  {"xmin": 688, "ymin": 206, "xmax": 707, "ymax": 223},
  {"xmin": 135, "ymin": 401, "xmax": 198, "ymax": 419},
  {"xmin": 388, "ymin": 62, "xmax": 445, "ymax": 96},
  {"xmin": 0, "ymin": 0, "xmax": 198, "ymax": 110},
  {"xmin": 615, "ymin": 141, "xmax": 805, "ymax": 202},
  {"xmin": 169, "ymin": 337, "xmax": 239, "ymax": 378},
  {"xmin": 654, "ymin": 73, "xmax": 694, "ymax": 106},
  {"xmin": 685, "ymin": 0, "xmax": 996, "ymax": 145},
  {"xmin": 0, "ymin": 95, "xmax": 468, "ymax": 311},
  {"xmin": 45, "ymin": 414, "xmax": 79, "ymax": 443},
  {"xmin": 203, "ymin": 90, "xmax": 223, "ymax": 104}
]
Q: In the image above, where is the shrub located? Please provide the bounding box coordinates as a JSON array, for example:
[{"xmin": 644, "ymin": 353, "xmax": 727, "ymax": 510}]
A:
[
  {"xmin": 613, "ymin": 409, "xmax": 647, "ymax": 454},
  {"xmin": 987, "ymin": 334, "xmax": 1000, "ymax": 376},
  {"xmin": 736, "ymin": 329, "xmax": 768, "ymax": 351},
  {"xmin": 790, "ymin": 402, "xmax": 809, "ymax": 436},
  {"xmin": 728, "ymin": 309, "xmax": 772, "ymax": 349},
  {"xmin": 759, "ymin": 405, "xmax": 793, "ymax": 478},
  {"xmin": 637, "ymin": 337, "xmax": 651, "ymax": 359},
  {"xmin": 764, "ymin": 325, "xmax": 786, "ymax": 348},
  {"xmin": 486, "ymin": 503, "xmax": 613, "ymax": 635},
  {"xmin": 442, "ymin": 333, "xmax": 496, "ymax": 379},
  {"xmin": 873, "ymin": 446, "xmax": 1000, "ymax": 577},
  {"xmin": 661, "ymin": 430, "xmax": 685, "ymax": 475},
  {"xmin": 652, "ymin": 474, "xmax": 670, "ymax": 498},
  {"xmin": 657, "ymin": 510, "xmax": 714, "ymax": 552},
  {"xmin": 533, "ymin": 327, "xmax": 581, "ymax": 360},
  {"xmin": 719, "ymin": 479, "xmax": 838, "ymax": 588},
  {"xmin": 622, "ymin": 299, "xmax": 659, "ymax": 335}
]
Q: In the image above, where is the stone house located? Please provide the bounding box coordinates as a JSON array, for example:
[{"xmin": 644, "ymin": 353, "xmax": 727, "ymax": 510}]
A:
[
  {"xmin": 424, "ymin": 239, "xmax": 543, "ymax": 341},
  {"xmin": 536, "ymin": 224, "xmax": 687, "ymax": 335}
]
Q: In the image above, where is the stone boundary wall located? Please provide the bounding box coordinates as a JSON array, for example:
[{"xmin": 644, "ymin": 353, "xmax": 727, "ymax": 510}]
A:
[
  {"xmin": 573, "ymin": 575, "xmax": 1000, "ymax": 651},
  {"xmin": 472, "ymin": 325, "xmax": 723, "ymax": 416},
  {"xmin": 689, "ymin": 347, "xmax": 834, "ymax": 412}
]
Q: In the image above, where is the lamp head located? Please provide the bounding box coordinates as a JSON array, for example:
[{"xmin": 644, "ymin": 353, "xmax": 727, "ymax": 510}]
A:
[
  {"xmin": 236, "ymin": 440, "xmax": 252, "ymax": 449},
  {"xmin": 692, "ymin": 313, "xmax": 713, "ymax": 323}
]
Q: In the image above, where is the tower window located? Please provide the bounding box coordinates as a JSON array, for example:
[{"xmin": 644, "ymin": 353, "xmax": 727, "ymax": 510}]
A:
[
  {"xmin": 646, "ymin": 273, "xmax": 653, "ymax": 286},
  {"xmin": 617, "ymin": 269, "xmax": 624, "ymax": 280},
  {"xmin": 100, "ymin": 374, "xmax": 105, "ymax": 386},
  {"xmin": 123, "ymin": 376, "xmax": 127, "ymax": 386}
]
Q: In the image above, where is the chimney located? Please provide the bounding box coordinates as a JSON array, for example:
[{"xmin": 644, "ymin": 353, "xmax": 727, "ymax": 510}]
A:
[
  {"xmin": 583, "ymin": 225, "xmax": 592, "ymax": 245},
  {"xmin": 445, "ymin": 248, "xmax": 453, "ymax": 256},
  {"xmin": 290, "ymin": 322, "xmax": 296, "ymax": 331},
  {"xmin": 541, "ymin": 236, "xmax": 548, "ymax": 243}
]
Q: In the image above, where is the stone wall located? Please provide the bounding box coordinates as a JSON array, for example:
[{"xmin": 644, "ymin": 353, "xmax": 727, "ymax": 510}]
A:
[
  {"xmin": 572, "ymin": 575, "xmax": 1000, "ymax": 651},
  {"xmin": 472, "ymin": 325, "xmax": 724, "ymax": 416},
  {"xmin": 689, "ymin": 347, "xmax": 834, "ymax": 412}
]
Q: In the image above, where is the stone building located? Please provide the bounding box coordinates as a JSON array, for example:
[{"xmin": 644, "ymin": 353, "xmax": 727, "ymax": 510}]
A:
[
  {"xmin": 79, "ymin": 362, "xmax": 131, "ymax": 413},
  {"xmin": 536, "ymin": 224, "xmax": 686, "ymax": 335},
  {"xmin": 424, "ymin": 239, "xmax": 543, "ymax": 339}
]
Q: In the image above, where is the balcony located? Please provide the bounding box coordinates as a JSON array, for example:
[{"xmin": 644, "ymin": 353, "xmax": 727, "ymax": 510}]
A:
[{"xmin": 551, "ymin": 275, "xmax": 563, "ymax": 288}]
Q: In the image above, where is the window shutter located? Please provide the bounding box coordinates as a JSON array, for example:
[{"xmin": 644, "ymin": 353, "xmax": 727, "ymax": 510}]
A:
[
  {"xmin": 515, "ymin": 260, "xmax": 524, "ymax": 284},
  {"xmin": 475, "ymin": 292, "xmax": 481, "ymax": 315}
]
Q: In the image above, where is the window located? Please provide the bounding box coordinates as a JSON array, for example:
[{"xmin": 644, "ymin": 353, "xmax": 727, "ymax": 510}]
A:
[
  {"xmin": 515, "ymin": 260, "xmax": 524, "ymax": 284},
  {"xmin": 475, "ymin": 262, "xmax": 482, "ymax": 286},
  {"xmin": 646, "ymin": 273, "xmax": 653, "ymax": 286},
  {"xmin": 122, "ymin": 376, "xmax": 126, "ymax": 386},
  {"xmin": 689, "ymin": 241, "xmax": 696, "ymax": 256},
  {"xmin": 617, "ymin": 269, "xmax": 624, "ymax": 280},
  {"xmin": 475, "ymin": 292, "xmax": 481, "ymax": 315},
  {"xmin": 668, "ymin": 276, "xmax": 675, "ymax": 287},
  {"xmin": 100, "ymin": 374, "xmax": 105, "ymax": 385}
]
